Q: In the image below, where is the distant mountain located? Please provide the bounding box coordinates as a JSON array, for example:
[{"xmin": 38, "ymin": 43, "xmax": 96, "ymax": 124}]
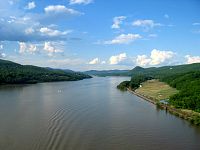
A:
[
  {"xmin": 84, "ymin": 63, "xmax": 200, "ymax": 77},
  {"xmin": 129, "ymin": 66, "xmax": 145, "ymax": 74},
  {"xmin": 0, "ymin": 59, "xmax": 92, "ymax": 84},
  {"xmin": 84, "ymin": 70, "xmax": 130, "ymax": 76},
  {"xmin": 127, "ymin": 63, "xmax": 200, "ymax": 77}
]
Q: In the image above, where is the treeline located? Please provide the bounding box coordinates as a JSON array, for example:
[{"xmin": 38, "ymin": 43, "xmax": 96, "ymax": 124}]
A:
[
  {"xmin": 161, "ymin": 71, "xmax": 200, "ymax": 112},
  {"xmin": 86, "ymin": 63, "xmax": 200, "ymax": 77},
  {"xmin": 129, "ymin": 63, "xmax": 200, "ymax": 77},
  {"xmin": 117, "ymin": 81, "xmax": 131, "ymax": 91},
  {"xmin": 0, "ymin": 59, "xmax": 91, "ymax": 84},
  {"xmin": 84, "ymin": 69, "xmax": 129, "ymax": 76},
  {"xmin": 117, "ymin": 74, "xmax": 152, "ymax": 90},
  {"xmin": 117, "ymin": 64, "xmax": 200, "ymax": 113}
]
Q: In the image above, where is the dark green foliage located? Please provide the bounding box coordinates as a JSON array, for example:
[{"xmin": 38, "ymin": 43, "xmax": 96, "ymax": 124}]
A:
[
  {"xmin": 129, "ymin": 75, "xmax": 153, "ymax": 90},
  {"xmin": 118, "ymin": 63, "xmax": 200, "ymax": 113},
  {"xmin": 163, "ymin": 71, "xmax": 200, "ymax": 112},
  {"xmin": 117, "ymin": 81, "xmax": 130, "ymax": 91},
  {"xmin": 128, "ymin": 63, "xmax": 200, "ymax": 77},
  {"xmin": 0, "ymin": 59, "xmax": 92, "ymax": 84},
  {"xmin": 190, "ymin": 115, "xmax": 200, "ymax": 125},
  {"xmin": 117, "ymin": 75, "xmax": 152, "ymax": 91}
]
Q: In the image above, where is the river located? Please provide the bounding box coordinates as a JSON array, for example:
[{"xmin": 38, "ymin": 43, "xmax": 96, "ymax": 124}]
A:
[{"xmin": 0, "ymin": 77, "xmax": 200, "ymax": 150}]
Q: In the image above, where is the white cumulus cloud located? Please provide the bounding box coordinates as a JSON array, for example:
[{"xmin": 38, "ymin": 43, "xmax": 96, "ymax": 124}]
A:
[
  {"xmin": 104, "ymin": 34, "xmax": 141, "ymax": 44},
  {"xmin": 0, "ymin": 1, "xmax": 81, "ymax": 42},
  {"xmin": 43, "ymin": 42, "xmax": 63, "ymax": 57},
  {"xmin": 109, "ymin": 53, "xmax": 127, "ymax": 65},
  {"xmin": 89, "ymin": 58, "xmax": 100, "ymax": 65},
  {"xmin": 111, "ymin": 16, "xmax": 126, "ymax": 29},
  {"xmin": 44, "ymin": 5, "xmax": 82, "ymax": 15},
  {"xmin": 150, "ymin": 49, "xmax": 175, "ymax": 65},
  {"xmin": 136, "ymin": 55, "xmax": 151, "ymax": 67},
  {"xmin": 29, "ymin": 44, "xmax": 37, "ymax": 54},
  {"xmin": 136, "ymin": 49, "xmax": 175, "ymax": 66},
  {"xmin": 25, "ymin": 1, "xmax": 36, "ymax": 10},
  {"xmin": 40, "ymin": 27, "xmax": 71, "ymax": 37},
  {"xmin": 132, "ymin": 19, "xmax": 161, "ymax": 30},
  {"xmin": 0, "ymin": 15, "xmax": 71, "ymax": 42},
  {"xmin": 0, "ymin": 52, "xmax": 6, "ymax": 58},
  {"xmin": 69, "ymin": 0, "xmax": 93, "ymax": 5},
  {"xmin": 19, "ymin": 42, "xmax": 38, "ymax": 54},
  {"xmin": 19, "ymin": 42, "xmax": 27, "ymax": 54},
  {"xmin": 185, "ymin": 55, "xmax": 200, "ymax": 64}
]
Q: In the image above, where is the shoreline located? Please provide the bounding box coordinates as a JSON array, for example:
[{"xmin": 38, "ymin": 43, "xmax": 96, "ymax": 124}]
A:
[
  {"xmin": 0, "ymin": 77, "xmax": 92, "ymax": 86},
  {"xmin": 127, "ymin": 88, "xmax": 156, "ymax": 105},
  {"xmin": 127, "ymin": 88, "xmax": 200, "ymax": 125}
]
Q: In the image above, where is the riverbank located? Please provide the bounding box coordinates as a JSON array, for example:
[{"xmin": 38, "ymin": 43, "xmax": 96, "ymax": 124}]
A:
[
  {"xmin": 127, "ymin": 88, "xmax": 200, "ymax": 125},
  {"xmin": 127, "ymin": 88, "xmax": 156, "ymax": 105},
  {"xmin": 0, "ymin": 59, "xmax": 92, "ymax": 85}
]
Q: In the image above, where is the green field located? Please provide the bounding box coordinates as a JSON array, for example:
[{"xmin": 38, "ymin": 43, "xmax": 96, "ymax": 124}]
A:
[{"xmin": 135, "ymin": 79, "xmax": 178, "ymax": 101}]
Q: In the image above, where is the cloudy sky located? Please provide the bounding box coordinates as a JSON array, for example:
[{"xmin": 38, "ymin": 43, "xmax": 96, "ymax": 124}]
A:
[{"xmin": 0, "ymin": 0, "xmax": 200, "ymax": 70}]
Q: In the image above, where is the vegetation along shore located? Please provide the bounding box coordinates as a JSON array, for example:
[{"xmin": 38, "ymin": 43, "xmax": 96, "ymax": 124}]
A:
[
  {"xmin": 0, "ymin": 59, "xmax": 92, "ymax": 85},
  {"xmin": 117, "ymin": 63, "xmax": 200, "ymax": 125}
]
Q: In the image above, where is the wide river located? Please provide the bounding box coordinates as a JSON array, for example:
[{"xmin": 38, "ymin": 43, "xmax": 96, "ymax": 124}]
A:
[{"xmin": 0, "ymin": 77, "xmax": 200, "ymax": 150}]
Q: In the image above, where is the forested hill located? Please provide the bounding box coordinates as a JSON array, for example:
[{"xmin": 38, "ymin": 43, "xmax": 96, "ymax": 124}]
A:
[
  {"xmin": 84, "ymin": 70, "xmax": 129, "ymax": 76},
  {"xmin": 127, "ymin": 63, "xmax": 200, "ymax": 77},
  {"xmin": 84, "ymin": 63, "xmax": 200, "ymax": 77},
  {"xmin": 0, "ymin": 59, "xmax": 92, "ymax": 84}
]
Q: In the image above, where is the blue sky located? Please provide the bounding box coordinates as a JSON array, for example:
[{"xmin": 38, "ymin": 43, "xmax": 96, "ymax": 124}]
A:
[{"xmin": 0, "ymin": 0, "xmax": 200, "ymax": 70}]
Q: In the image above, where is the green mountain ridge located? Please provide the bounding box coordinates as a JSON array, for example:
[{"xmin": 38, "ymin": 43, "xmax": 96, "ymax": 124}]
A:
[
  {"xmin": 127, "ymin": 63, "xmax": 200, "ymax": 78},
  {"xmin": 0, "ymin": 59, "xmax": 92, "ymax": 84},
  {"xmin": 84, "ymin": 63, "xmax": 200, "ymax": 77},
  {"xmin": 84, "ymin": 69, "xmax": 129, "ymax": 76}
]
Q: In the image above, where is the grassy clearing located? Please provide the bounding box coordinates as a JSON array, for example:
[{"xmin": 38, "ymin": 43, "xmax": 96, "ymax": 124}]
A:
[{"xmin": 135, "ymin": 79, "xmax": 178, "ymax": 102}]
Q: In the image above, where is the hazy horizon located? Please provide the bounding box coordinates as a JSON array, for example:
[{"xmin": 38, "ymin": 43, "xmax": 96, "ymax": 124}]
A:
[{"xmin": 1, "ymin": 57, "xmax": 199, "ymax": 72}]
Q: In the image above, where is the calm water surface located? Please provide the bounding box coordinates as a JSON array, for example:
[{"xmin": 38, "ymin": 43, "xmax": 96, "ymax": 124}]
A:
[{"xmin": 0, "ymin": 77, "xmax": 200, "ymax": 150}]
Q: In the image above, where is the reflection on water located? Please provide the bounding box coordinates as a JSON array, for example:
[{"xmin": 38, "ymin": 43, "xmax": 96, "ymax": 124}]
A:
[{"xmin": 0, "ymin": 77, "xmax": 200, "ymax": 150}]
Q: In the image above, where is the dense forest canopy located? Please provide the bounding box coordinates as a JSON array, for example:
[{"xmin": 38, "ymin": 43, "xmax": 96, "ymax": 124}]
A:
[
  {"xmin": 0, "ymin": 59, "xmax": 91, "ymax": 84},
  {"xmin": 162, "ymin": 71, "xmax": 200, "ymax": 112}
]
